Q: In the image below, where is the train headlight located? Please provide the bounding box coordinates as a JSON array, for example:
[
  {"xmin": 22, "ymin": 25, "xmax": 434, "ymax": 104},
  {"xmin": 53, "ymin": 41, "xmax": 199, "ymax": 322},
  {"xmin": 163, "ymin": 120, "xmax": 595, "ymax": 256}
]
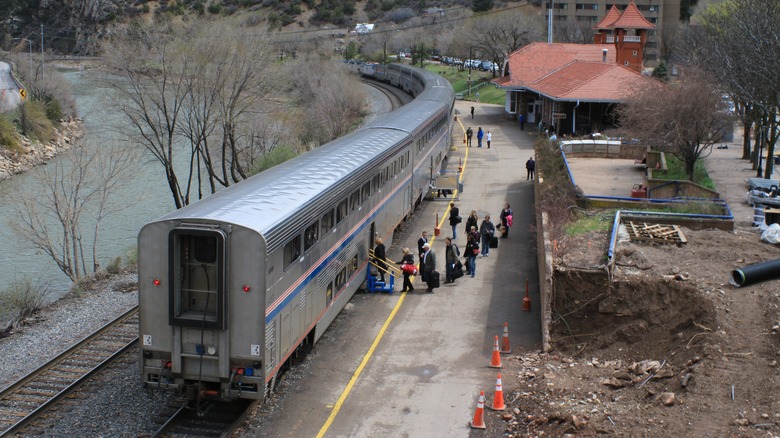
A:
[{"xmin": 208, "ymin": 346, "xmax": 217, "ymax": 355}]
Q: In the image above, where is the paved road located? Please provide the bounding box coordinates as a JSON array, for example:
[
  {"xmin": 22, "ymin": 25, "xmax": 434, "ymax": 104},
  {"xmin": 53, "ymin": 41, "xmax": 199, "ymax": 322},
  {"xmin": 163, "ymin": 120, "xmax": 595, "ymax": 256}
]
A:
[
  {"xmin": 0, "ymin": 61, "xmax": 23, "ymax": 112},
  {"xmin": 250, "ymin": 102, "xmax": 541, "ymax": 437}
]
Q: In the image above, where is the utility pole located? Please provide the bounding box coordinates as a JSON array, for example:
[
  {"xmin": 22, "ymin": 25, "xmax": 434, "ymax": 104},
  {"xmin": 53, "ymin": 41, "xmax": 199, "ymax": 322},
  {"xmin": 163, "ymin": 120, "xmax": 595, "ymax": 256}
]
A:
[
  {"xmin": 468, "ymin": 46, "xmax": 472, "ymax": 98},
  {"xmin": 40, "ymin": 24, "xmax": 44, "ymax": 80}
]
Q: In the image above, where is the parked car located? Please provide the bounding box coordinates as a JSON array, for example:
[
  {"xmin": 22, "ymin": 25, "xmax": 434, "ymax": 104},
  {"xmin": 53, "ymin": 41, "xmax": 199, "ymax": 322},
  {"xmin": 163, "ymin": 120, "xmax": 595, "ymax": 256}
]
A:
[
  {"xmin": 480, "ymin": 61, "xmax": 498, "ymax": 72},
  {"xmin": 465, "ymin": 59, "xmax": 481, "ymax": 69}
]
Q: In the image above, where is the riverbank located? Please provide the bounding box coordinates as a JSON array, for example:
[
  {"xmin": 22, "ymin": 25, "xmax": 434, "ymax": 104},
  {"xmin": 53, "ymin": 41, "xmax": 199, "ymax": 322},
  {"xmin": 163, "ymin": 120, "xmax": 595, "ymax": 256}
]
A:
[{"xmin": 0, "ymin": 118, "xmax": 84, "ymax": 180}]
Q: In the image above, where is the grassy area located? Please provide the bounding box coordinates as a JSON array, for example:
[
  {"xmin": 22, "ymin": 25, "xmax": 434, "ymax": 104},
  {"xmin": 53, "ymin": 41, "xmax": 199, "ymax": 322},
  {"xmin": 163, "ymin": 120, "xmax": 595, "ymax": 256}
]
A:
[
  {"xmin": 424, "ymin": 63, "xmax": 504, "ymax": 105},
  {"xmin": 565, "ymin": 210, "xmax": 616, "ymax": 236},
  {"xmin": 653, "ymin": 154, "xmax": 716, "ymax": 190}
]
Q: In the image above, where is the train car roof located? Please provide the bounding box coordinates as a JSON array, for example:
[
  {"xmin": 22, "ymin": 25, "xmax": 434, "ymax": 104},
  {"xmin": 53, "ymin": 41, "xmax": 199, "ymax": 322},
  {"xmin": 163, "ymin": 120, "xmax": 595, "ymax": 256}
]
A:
[
  {"xmin": 150, "ymin": 127, "xmax": 409, "ymax": 232},
  {"xmin": 363, "ymin": 99, "xmax": 447, "ymax": 136}
]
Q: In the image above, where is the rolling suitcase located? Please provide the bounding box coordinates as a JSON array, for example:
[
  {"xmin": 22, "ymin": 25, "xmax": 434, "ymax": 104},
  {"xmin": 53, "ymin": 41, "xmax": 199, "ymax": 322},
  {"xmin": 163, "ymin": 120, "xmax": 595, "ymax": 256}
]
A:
[{"xmin": 430, "ymin": 271, "xmax": 440, "ymax": 288}]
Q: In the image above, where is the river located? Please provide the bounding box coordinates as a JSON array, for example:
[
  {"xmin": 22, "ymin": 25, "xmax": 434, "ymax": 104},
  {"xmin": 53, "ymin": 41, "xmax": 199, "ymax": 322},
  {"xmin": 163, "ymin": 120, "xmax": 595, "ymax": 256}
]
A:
[{"xmin": 0, "ymin": 68, "xmax": 176, "ymax": 299}]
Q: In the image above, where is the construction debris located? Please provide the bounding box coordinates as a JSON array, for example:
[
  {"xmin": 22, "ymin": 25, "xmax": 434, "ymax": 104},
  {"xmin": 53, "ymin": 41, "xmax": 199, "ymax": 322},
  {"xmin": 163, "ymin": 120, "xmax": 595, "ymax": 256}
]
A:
[{"xmin": 625, "ymin": 221, "xmax": 687, "ymax": 244}]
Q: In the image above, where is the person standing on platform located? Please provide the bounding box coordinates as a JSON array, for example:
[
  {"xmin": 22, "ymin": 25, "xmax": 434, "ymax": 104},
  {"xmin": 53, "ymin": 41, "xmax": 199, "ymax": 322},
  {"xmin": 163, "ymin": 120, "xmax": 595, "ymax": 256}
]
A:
[
  {"xmin": 444, "ymin": 237, "xmax": 460, "ymax": 283},
  {"xmin": 421, "ymin": 243, "xmax": 436, "ymax": 292},
  {"xmin": 465, "ymin": 234, "xmax": 479, "ymax": 277},
  {"xmin": 466, "ymin": 127, "xmax": 473, "ymax": 147},
  {"xmin": 417, "ymin": 230, "xmax": 428, "ymax": 265},
  {"xmin": 373, "ymin": 237, "xmax": 387, "ymax": 282},
  {"xmin": 519, "ymin": 113, "xmax": 525, "ymax": 130},
  {"xmin": 486, "ymin": 130, "xmax": 492, "ymax": 148},
  {"xmin": 499, "ymin": 204, "xmax": 513, "ymax": 239},
  {"xmin": 396, "ymin": 248, "xmax": 416, "ymax": 293},
  {"xmin": 465, "ymin": 210, "xmax": 479, "ymax": 241},
  {"xmin": 526, "ymin": 157, "xmax": 536, "ymax": 180},
  {"xmin": 449, "ymin": 203, "xmax": 460, "ymax": 239},
  {"xmin": 477, "ymin": 127, "xmax": 484, "ymax": 148},
  {"xmin": 479, "ymin": 214, "xmax": 495, "ymax": 257},
  {"xmin": 470, "ymin": 106, "xmax": 474, "ymax": 119}
]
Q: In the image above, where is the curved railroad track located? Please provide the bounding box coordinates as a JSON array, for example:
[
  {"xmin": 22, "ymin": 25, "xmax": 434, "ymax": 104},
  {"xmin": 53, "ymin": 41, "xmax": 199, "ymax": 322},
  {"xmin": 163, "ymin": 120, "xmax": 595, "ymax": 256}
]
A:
[
  {"xmin": 360, "ymin": 78, "xmax": 410, "ymax": 110},
  {"xmin": 0, "ymin": 307, "xmax": 139, "ymax": 437}
]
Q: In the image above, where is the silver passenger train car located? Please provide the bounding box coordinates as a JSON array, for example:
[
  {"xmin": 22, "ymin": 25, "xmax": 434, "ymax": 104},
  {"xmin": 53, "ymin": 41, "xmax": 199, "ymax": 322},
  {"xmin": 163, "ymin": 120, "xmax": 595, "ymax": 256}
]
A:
[{"xmin": 138, "ymin": 64, "xmax": 455, "ymax": 401}]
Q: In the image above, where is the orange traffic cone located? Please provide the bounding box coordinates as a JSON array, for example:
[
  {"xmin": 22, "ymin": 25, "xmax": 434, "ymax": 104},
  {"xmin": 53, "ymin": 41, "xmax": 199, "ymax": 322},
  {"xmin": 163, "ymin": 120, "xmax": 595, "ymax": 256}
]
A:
[
  {"xmin": 489, "ymin": 335, "xmax": 502, "ymax": 368},
  {"xmin": 490, "ymin": 374, "xmax": 506, "ymax": 411},
  {"xmin": 469, "ymin": 391, "xmax": 487, "ymax": 429},
  {"xmin": 500, "ymin": 322, "xmax": 512, "ymax": 354}
]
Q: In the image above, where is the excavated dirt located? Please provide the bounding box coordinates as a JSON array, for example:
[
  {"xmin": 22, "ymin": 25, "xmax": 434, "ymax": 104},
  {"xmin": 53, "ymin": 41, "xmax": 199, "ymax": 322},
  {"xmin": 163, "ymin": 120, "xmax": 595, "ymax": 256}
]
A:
[{"xmin": 479, "ymin": 226, "xmax": 780, "ymax": 437}]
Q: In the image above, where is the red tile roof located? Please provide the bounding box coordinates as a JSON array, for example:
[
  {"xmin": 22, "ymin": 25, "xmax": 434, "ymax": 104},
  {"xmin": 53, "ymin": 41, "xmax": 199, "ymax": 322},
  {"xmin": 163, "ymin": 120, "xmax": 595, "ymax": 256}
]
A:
[
  {"xmin": 609, "ymin": 2, "xmax": 655, "ymax": 30},
  {"xmin": 503, "ymin": 42, "xmax": 616, "ymax": 85},
  {"xmin": 530, "ymin": 61, "xmax": 657, "ymax": 102},
  {"xmin": 594, "ymin": 5, "xmax": 622, "ymax": 30}
]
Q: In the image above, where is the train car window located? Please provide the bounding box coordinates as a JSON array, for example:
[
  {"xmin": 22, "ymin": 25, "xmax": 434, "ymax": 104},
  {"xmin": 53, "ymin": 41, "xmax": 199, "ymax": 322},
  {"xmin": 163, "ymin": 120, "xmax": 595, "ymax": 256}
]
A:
[
  {"xmin": 336, "ymin": 199, "xmax": 348, "ymax": 223},
  {"xmin": 372, "ymin": 174, "xmax": 380, "ymax": 192},
  {"xmin": 406, "ymin": 151, "xmax": 410, "ymax": 166},
  {"xmin": 350, "ymin": 190, "xmax": 360, "ymax": 210},
  {"xmin": 348, "ymin": 254, "xmax": 358, "ymax": 278},
  {"xmin": 361, "ymin": 182, "xmax": 370, "ymax": 202},
  {"xmin": 326, "ymin": 282, "xmax": 333, "ymax": 306},
  {"xmin": 321, "ymin": 210, "xmax": 334, "ymax": 234},
  {"xmin": 335, "ymin": 268, "xmax": 347, "ymax": 291},
  {"xmin": 304, "ymin": 222, "xmax": 318, "ymax": 252},
  {"xmin": 169, "ymin": 229, "xmax": 226, "ymax": 330},
  {"xmin": 283, "ymin": 235, "xmax": 301, "ymax": 270}
]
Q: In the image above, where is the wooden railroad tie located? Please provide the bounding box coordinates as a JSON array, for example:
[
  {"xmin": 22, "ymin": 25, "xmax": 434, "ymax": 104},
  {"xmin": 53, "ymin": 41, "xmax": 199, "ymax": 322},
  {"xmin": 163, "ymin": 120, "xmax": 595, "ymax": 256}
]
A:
[{"xmin": 625, "ymin": 221, "xmax": 687, "ymax": 244}]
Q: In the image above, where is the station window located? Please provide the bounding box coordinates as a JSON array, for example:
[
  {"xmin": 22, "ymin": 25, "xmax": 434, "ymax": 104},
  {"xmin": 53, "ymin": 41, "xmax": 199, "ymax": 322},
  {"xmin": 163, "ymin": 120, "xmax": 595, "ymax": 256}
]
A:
[
  {"xmin": 169, "ymin": 229, "xmax": 226, "ymax": 330},
  {"xmin": 304, "ymin": 222, "xmax": 318, "ymax": 252},
  {"xmin": 321, "ymin": 210, "xmax": 334, "ymax": 235},
  {"xmin": 284, "ymin": 235, "xmax": 301, "ymax": 269},
  {"xmin": 336, "ymin": 200, "xmax": 348, "ymax": 223}
]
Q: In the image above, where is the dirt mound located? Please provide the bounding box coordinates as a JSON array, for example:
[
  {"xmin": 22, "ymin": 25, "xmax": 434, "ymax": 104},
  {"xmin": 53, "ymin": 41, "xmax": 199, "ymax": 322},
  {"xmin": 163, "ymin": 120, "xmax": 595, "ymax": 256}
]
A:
[{"xmin": 481, "ymin": 227, "xmax": 780, "ymax": 437}]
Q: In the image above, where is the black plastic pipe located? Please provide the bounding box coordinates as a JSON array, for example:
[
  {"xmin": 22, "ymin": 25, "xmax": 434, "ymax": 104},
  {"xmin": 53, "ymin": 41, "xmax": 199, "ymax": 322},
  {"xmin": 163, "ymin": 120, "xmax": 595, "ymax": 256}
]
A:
[{"xmin": 730, "ymin": 258, "xmax": 780, "ymax": 287}]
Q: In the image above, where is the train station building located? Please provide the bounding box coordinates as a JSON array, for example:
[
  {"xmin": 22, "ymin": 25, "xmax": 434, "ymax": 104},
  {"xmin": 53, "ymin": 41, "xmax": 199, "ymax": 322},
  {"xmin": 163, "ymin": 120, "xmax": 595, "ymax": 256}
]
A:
[{"xmin": 494, "ymin": 1, "xmax": 659, "ymax": 136}]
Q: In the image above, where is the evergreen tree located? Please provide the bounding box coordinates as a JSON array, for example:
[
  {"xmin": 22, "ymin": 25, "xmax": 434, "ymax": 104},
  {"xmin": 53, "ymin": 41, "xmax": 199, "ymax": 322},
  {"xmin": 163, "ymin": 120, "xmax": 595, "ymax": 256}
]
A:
[{"xmin": 472, "ymin": 0, "xmax": 493, "ymax": 13}]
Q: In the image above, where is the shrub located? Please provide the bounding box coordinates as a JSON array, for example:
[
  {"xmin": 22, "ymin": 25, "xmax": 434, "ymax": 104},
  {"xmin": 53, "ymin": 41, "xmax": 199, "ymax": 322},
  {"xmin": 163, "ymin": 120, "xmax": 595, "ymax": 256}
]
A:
[
  {"xmin": 252, "ymin": 145, "xmax": 299, "ymax": 173},
  {"xmin": 45, "ymin": 98, "xmax": 63, "ymax": 122},
  {"xmin": 106, "ymin": 256, "xmax": 123, "ymax": 275},
  {"xmin": 0, "ymin": 114, "xmax": 22, "ymax": 153},
  {"xmin": 17, "ymin": 99, "xmax": 54, "ymax": 144},
  {"xmin": 0, "ymin": 277, "xmax": 52, "ymax": 324}
]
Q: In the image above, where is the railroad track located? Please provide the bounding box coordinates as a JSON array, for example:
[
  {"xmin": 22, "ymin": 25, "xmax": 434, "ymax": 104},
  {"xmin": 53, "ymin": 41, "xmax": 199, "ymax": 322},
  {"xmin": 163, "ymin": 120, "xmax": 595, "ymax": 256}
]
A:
[
  {"xmin": 151, "ymin": 399, "xmax": 255, "ymax": 438},
  {"xmin": 361, "ymin": 78, "xmax": 409, "ymax": 110},
  {"xmin": 0, "ymin": 306, "xmax": 139, "ymax": 437}
]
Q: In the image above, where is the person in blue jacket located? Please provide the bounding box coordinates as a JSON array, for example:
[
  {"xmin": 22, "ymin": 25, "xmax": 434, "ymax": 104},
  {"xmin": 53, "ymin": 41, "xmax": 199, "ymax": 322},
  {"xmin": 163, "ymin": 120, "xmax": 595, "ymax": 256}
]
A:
[{"xmin": 477, "ymin": 127, "xmax": 484, "ymax": 147}]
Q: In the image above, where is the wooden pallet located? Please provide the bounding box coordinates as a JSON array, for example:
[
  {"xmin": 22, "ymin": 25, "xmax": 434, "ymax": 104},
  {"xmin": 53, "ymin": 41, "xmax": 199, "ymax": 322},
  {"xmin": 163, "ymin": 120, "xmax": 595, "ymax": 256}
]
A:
[{"xmin": 625, "ymin": 221, "xmax": 687, "ymax": 244}]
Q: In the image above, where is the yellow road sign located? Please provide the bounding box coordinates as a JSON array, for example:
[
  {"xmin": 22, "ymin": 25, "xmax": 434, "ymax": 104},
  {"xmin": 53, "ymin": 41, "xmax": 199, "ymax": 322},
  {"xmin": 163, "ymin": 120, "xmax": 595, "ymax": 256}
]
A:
[{"xmin": 19, "ymin": 88, "xmax": 27, "ymax": 99}]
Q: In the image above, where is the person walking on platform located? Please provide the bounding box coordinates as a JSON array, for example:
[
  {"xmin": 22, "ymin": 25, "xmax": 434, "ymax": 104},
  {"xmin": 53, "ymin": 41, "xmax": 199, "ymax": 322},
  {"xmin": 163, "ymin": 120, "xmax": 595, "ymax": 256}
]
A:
[
  {"xmin": 470, "ymin": 106, "xmax": 474, "ymax": 119},
  {"xmin": 499, "ymin": 204, "xmax": 513, "ymax": 239},
  {"xmin": 477, "ymin": 127, "xmax": 484, "ymax": 148},
  {"xmin": 465, "ymin": 234, "xmax": 479, "ymax": 277},
  {"xmin": 519, "ymin": 113, "xmax": 525, "ymax": 130},
  {"xmin": 417, "ymin": 230, "xmax": 428, "ymax": 265},
  {"xmin": 444, "ymin": 237, "xmax": 460, "ymax": 283},
  {"xmin": 526, "ymin": 157, "xmax": 536, "ymax": 180},
  {"xmin": 466, "ymin": 127, "xmax": 473, "ymax": 147},
  {"xmin": 421, "ymin": 243, "xmax": 437, "ymax": 292},
  {"xmin": 449, "ymin": 203, "xmax": 460, "ymax": 239},
  {"xmin": 486, "ymin": 130, "xmax": 492, "ymax": 148},
  {"xmin": 374, "ymin": 237, "xmax": 387, "ymax": 282},
  {"xmin": 396, "ymin": 248, "xmax": 416, "ymax": 292},
  {"xmin": 465, "ymin": 210, "xmax": 479, "ymax": 242},
  {"xmin": 479, "ymin": 215, "xmax": 496, "ymax": 257}
]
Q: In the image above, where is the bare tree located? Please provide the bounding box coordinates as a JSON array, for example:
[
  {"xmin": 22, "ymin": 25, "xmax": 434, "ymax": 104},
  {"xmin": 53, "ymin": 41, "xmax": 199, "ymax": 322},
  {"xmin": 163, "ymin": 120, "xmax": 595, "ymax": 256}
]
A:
[
  {"xmin": 102, "ymin": 19, "xmax": 281, "ymax": 209},
  {"xmin": 691, "ymin": 0, "xmax": 780, "ymax": 178},
  {"xmin": 9, "ymin": 142, "xmax": 137, "ymax": 282},
  {"xmin": 617, "ymin": 69, "xmax": 731, "ymax": 181},
  {"xmin": 657, "ymin": 20, "xmax": 681, "ymax": 64},
  {"xmin": 467, "ymin": 8, "xmax": 545, "ymax": 77},
  {"xmin": 553, "ymin": 18, "xmax": 597, "ymax": 45}
]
